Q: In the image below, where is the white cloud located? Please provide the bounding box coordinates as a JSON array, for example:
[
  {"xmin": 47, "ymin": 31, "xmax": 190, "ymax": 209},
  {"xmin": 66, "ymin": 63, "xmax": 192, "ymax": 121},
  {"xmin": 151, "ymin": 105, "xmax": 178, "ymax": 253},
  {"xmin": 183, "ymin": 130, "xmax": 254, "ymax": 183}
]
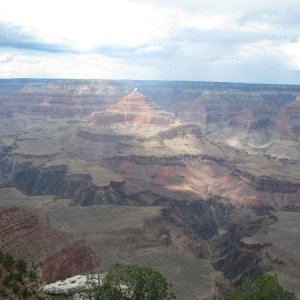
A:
[
  {"xmin": 0, "ymin": 0, "xmax": 243, "ymax": 50},
  {"xmin": 0, "ymin": 51, "xmax": 157, "ymax": 79},
  {"xmin": 0, "ymin": 0, "xmax": 176, "ymax": 50},
  {"xmin": 0, "ymin": 0, "xmax": 300, "ymax": 82},
  {"xmin": 279, "ymin": 41, "xmax": 300, "ymax": 69},
  {"xmin": 0, "ymin": 53, "xmax": 13, "ymax": 63}
]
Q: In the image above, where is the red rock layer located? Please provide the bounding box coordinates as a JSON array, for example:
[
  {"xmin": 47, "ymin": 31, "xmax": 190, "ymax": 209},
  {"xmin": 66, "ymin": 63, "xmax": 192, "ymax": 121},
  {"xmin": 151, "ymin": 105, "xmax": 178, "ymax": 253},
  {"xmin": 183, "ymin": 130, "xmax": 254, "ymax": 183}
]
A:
[
  {"xmin": 40, "ymin": 240, "xmax": 100, "ymax": 282},
  {"xmin": 88, "ymin": 89, "xmax": 176, "ymax": 125},
  {"xmin": 0, "ymin": 206, "xmax": 100, "ymax": 282}
]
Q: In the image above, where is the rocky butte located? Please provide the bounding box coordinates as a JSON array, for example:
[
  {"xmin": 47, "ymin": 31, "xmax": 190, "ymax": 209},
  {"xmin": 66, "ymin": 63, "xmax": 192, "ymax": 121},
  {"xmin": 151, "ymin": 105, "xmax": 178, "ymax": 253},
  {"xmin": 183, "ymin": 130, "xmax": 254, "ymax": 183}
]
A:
[
  {"xmin": 0, "ymin": 79, "xmax": 299, "ymax": 299},
  {"xmin": 87, "ymin": 88, "xmax": 176, "ymax": 125}
]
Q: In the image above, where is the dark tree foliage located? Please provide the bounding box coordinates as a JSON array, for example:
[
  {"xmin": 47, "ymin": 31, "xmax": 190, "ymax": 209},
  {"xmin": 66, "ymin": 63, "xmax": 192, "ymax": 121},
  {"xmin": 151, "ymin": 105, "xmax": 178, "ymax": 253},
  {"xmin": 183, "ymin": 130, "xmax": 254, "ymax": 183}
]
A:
[
  {"xmin": 22, "ymin": 287, "xmax": 31, "ymax": 298},
  {"xmin": 84, "ymin": 263, "xmax": 176, "ymax": 300},
  {"xmin": 16, "ymin": 259, "xmax": 27, "ymax": 274},
  {"xmin": 12, "ymin": 282, "xmax": 19, "ymax": 294},
  {"xmin": 3, "ymin": 253, "xmax": 14, "ymax": 270},
  {"xmin": 28, "ymin": 269, "xmax": 38, "ymax": 282},
  {"xmin": 226, "ymin": 274, "xmax": 289, "ymax": 300},
  {"xmin": 0, "ymin": 251, "xmax": 45, "ymax": 299},
  {"xmin": 3, "ymin": 273, "xmax": 14, "ymax": 286}
]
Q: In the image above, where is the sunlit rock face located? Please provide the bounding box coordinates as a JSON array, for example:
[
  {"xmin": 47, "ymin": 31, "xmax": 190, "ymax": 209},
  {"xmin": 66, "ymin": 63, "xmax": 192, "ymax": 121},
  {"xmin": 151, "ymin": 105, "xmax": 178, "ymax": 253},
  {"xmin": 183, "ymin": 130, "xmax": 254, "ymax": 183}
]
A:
[
  {"xmin": 87, "ymin": 89, "xmax": 176, "ymax": 126},
  {"xmin": 42, "ymin": 274, "xmax": 105, "ymax": 296}
]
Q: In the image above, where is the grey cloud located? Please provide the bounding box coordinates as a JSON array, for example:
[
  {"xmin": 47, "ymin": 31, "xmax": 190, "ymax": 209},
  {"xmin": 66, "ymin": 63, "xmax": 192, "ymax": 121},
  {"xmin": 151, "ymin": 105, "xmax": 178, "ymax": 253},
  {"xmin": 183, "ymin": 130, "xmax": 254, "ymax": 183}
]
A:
[
  {"xmin": 93, "ymin": 28, "xmax": 278, "ymax": 63},
  {"xmin": 92, "ymin": 23, "xmax": 297, "ymax": 77},
  {"xmin": 0, "ymin": 22, "xmax": 72, "ymax": 53},
  {"xmin": 154, "ymin": 53, "xmax": 300, "ymax": 84},
  {"xmin": 238, "ymin": 4, "xmax": 300, "ymax": 29}
]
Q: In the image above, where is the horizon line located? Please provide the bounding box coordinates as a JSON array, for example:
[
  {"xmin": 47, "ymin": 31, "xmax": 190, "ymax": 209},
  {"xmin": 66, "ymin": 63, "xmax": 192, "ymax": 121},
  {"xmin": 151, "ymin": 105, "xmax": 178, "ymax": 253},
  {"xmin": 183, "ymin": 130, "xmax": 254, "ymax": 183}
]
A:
[{"xmin": 0, "ymin": 77, "xmax": 300, "ymax": 87}]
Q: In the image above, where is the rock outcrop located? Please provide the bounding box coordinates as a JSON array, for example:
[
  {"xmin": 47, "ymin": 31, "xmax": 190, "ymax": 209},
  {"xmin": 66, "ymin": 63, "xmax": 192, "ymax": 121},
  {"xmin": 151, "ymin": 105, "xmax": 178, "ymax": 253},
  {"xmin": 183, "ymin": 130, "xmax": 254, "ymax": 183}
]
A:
[
  {"xmin": 42, "ymin": 274, "xmax": 104, "ymax": 296},
  {"xmin": 232, "ymin": 167, "xmax": 300, "ymax": 193},
  {"xmin": 0, "ymin": 206, "xmax": 100, "ymax": 282}
]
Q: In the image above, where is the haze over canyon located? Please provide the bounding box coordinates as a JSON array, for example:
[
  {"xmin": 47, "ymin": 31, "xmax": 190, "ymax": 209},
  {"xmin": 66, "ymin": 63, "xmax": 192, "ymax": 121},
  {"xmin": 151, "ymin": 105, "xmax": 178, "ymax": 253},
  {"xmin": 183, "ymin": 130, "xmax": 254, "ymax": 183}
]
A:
[{"xmin": 0, "ymin": 79, "xmax": 300, "ymax": 299}]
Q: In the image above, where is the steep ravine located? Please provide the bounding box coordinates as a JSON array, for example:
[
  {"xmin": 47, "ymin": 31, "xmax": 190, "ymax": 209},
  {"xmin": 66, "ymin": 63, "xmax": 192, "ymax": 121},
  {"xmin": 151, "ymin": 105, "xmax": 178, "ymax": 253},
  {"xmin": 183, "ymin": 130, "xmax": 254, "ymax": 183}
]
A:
[{"xmin": 166, "ymin": 199, "xmax": 273, "ymax": 287}]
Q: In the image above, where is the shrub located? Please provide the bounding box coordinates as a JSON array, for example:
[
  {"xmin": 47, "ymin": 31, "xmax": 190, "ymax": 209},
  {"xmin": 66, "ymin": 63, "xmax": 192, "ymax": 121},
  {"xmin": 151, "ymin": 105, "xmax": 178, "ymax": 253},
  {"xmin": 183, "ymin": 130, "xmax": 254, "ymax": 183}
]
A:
[
  {"xmin": 16, "ymin": 259, "xmax": 27, "ymax": 274},
  {"xmin": 82, "ymin": 263, "xmax": 176, "ymax": 300},
  {"xmin": 226, "ymin": 274, "xmax": 289, "ymax": 300},
  {"xmin": 3, "ymin": 273, "xmax": 14, "ymax": 286},
  {"xmin": 3, "ymin": 253, "xmax": 14, "ymax": 271},
  {"xmin": 22, "ymin": 287, "xmax": 31, "ymax": 298},
  {"xmin": 28, "ymin": 269, "xmax": 38, "ymax": 282}
]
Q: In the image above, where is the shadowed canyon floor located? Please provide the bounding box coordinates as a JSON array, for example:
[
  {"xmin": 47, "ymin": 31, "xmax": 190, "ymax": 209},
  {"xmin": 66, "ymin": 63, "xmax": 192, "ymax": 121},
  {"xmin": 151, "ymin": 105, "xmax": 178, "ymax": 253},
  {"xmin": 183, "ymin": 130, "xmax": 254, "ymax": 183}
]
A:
[{"xmin": 0, "ymin": 79, "xmax": 299, "ymax": 299}]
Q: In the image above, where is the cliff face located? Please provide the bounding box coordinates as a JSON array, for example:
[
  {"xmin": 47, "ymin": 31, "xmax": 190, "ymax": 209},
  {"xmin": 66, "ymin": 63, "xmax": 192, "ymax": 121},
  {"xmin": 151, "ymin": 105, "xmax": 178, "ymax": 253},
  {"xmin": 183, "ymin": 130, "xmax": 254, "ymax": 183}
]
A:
[
  {"xmin": 40, "ymin": 240, "xmax": 101, "ymax": 282},
  {"xmin": 232, "ymin": 167, "xmax": 300, "ymax": 193},
  {"xmin": 0, "ymin": 206, "xmax": 100, "ymax": 282}
]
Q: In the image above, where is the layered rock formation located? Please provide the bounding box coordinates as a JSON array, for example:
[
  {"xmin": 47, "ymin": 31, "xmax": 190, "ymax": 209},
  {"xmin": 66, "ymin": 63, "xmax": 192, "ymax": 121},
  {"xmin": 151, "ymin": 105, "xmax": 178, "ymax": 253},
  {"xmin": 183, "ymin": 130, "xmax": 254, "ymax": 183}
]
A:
[
  {"xmin": 102, "ymin": 154, "xmax": 300, "ymax": 208},
  {"xmin": 0, "ymin": 79, "xmax": 300, "ymax": 298},
  {"xmin": 1, "ymin": 80, "xmax": 126, "ymax": 117},
  {"xmin": 87, "ymin": 89, "xmax": 176, "ymax": 125},
  {"xmin": 0, "ymin": 206, "xmax": 100, "ymax": 282}
]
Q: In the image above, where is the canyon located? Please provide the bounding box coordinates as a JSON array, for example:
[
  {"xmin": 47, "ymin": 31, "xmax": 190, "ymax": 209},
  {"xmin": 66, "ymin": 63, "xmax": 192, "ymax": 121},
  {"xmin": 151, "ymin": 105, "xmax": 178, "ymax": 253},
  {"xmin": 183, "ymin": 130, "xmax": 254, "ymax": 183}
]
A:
[{"xmin": 0, "ymin": 79, "xmax": 299, "ymax": 299}]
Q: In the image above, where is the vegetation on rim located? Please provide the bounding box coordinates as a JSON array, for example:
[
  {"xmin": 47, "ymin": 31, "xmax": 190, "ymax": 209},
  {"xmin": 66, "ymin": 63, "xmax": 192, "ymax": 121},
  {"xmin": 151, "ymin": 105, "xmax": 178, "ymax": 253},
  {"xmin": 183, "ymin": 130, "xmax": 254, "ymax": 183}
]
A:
[
  {"xmin": 226, "ymin": 274, "xmax": 289, "ymax": 300},
  {"xmin": 0, "ymin": 251, "xmax": 48, "ymax": 299},
  {"xmin": 78, "ymin": 263, "xmax": 176, "ymax": 300}
]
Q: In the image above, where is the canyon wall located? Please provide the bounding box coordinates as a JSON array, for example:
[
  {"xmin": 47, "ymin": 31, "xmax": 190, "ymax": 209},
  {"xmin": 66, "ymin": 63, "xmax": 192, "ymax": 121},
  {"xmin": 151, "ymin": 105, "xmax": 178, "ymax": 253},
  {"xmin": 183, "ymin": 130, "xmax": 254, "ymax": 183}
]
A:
[{"xmin": 0, "ymin": 206, "xmax": 100, "ymax": 282}]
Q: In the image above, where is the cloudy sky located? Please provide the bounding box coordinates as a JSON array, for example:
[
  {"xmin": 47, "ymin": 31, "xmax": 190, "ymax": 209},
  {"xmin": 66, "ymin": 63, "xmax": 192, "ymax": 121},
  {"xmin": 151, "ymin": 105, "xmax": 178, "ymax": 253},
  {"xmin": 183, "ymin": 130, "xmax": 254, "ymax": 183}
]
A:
[{"xmin": 1, "ymin": 0, "xmax": 300, "ymax": 83}]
